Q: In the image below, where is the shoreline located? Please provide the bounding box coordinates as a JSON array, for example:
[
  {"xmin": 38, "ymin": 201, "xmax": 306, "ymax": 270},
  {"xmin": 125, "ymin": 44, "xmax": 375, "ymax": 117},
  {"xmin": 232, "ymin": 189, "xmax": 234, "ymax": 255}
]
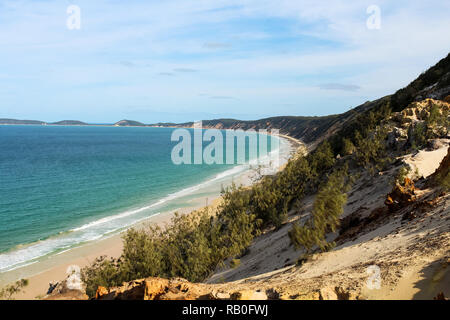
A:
[{"xmin": 1, "ymin": 134, "xmax": 301, "ymax": 299}]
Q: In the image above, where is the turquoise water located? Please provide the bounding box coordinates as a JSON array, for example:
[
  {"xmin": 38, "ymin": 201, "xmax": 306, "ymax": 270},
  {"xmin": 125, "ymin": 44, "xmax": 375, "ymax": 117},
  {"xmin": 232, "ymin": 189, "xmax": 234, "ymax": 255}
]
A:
[{"xmin": 0, "ymin": 125, "xmax": 281, "ymax": 272}]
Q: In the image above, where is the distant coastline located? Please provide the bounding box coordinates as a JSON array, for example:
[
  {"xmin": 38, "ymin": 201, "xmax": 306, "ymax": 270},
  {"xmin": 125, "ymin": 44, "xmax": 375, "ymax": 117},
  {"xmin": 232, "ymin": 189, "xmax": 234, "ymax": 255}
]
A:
[
  {"xmin": 0, "ymin": 118, "xmax": 203, "ymax": 129},
  {"xmin": 0, "ymin": 119, "xmax": 148, "ymax": 127}
]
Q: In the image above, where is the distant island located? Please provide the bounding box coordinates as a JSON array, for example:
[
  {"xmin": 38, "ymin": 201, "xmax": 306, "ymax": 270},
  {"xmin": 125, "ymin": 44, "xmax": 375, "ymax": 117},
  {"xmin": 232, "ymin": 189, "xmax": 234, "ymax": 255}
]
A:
[
  {"xmin": 0, "ymin": 118, "xmax": 144, "ymax": 127},
  {"xmin": 0, "ymin": 118, "xmax": 47, "ymax": 125},
  {"xmin": 113, "ymin": 120, "xmax": 146, "ymax": 127},
  {"xmin": 51, "ymin": 120, "xmax": 88, "ymax": 126}
]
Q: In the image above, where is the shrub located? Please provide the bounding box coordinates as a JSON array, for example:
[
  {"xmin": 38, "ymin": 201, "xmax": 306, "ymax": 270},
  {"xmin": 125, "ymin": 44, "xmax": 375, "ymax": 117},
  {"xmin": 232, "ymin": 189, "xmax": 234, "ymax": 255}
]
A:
[
  {"xmin": 395, "ymin": 166, "xmax": 411, "ymax": 185},
  {"xmin": 342, "ymin": 138, "xmax": 356, "ymax": 155},
  {"xmin": 410, "ymin": 122, "xmax": 428, "ymax": 150},
  {"xmin": 439, "ymin": 171, "xmax": 450, "ymax": 191},
  {"xmin": 0, "ymin": 279, "xmax": 28, "ymax": 300},
  {"xmin": 230, "ymin": 259, "xmax": 241, "ymax": 268},
  {"xmin": 354, "ymin": 126, "xmax": 391, "ymax": 171},
  {"xmin": 289, "ymin": 167, "xmax": 350, "ymax": 253},
  {"xmin": 81, "ymin": 256, "xmax": 124, "ymax": 298},
  {"xmin": 308, "ymin": 141, "xmax": 336, "ymax": 176},
  {"xmin": 82, "ymin": 184, "xmax": 260, "ymax": 297},
  {"xmin": 251, "ymin": 176, "xmax": 289, "ymax": 228}
]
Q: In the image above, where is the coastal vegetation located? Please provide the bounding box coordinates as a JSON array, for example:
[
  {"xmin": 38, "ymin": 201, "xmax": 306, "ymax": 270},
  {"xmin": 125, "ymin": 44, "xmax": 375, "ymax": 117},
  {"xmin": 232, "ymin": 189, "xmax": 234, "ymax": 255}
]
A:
[
  {"xmin": 81, "ymin": 141, "xmax": 336, "ymax": 297},
  {"xmin": 289, "ymin": 166, "xmax": 350, "ymax": 255},
  {"xmin": 81, "ymin": 93, "xmax": 450, "ymax": 297},
  {"xmin": 81, "ymin": 54, "xmax": 450, "ymax": 298},
  {"xmin": 0, "ymin": 279, "xmax": 28, "ymax": 300}
]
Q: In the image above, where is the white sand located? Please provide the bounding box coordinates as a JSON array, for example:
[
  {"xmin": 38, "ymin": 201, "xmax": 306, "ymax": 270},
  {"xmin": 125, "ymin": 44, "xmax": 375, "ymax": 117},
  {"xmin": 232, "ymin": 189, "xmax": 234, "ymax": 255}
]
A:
[
  {"xmin": 208, "ymin": 143, "xmax": 450, "ymax": 300},
  {"xmin": 404, "ymin": 143, "xmax": 449, "ymax": 178}
]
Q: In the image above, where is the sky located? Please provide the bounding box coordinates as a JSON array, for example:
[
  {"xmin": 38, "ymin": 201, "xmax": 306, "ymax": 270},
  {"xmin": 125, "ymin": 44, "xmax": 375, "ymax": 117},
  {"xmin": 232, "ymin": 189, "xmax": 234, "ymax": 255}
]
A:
[{"xmin": 0, "ymin": 0, "xmax": 449, "ymax": 124}]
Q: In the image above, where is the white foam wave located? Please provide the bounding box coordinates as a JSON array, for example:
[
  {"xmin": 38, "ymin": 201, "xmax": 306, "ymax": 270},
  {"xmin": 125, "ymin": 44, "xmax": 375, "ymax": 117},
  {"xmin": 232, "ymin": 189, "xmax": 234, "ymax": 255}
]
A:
[{"xmin": 0, "ymin": 134, "xmax": 292, "ymax": 273}]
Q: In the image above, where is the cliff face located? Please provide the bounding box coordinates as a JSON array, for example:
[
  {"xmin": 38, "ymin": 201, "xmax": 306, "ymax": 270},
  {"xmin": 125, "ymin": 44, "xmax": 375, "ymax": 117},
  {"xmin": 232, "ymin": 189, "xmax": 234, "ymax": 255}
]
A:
[
  {"xmin": 92, "ymin": 277, "xmax": 362, "ymax": 300},
  {"xmin": 52, "ymin": 275, "xmax": 360, "ymax": 300}
]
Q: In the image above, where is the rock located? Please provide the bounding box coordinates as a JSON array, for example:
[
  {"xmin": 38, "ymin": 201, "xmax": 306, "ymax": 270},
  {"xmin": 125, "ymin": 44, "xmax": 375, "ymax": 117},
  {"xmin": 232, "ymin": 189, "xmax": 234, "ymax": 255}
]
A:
[
  {"xmin": 44, "ymin": 291, "xmax": 89, "ymax": 300},
  {"xmin": 444, "ymin": 95, "xmax": 450, "ymax": 103},
  {"xmin": 231, "ymin": 290, "xmax": 268, "ymax": 300},
  {"xmin": 144, "ymin": 278, "xmax": 169, "ymax": 300},
  {"xmin": 96, "ymin": 279, "xmax": 147, "ymax": 300},
  {"xmin": 335, "ymin": 287, "xmax": 353, "ymax": 300},
  {"xmin": 44, "ymin": 276, "xmax": 88, "ymax": 300},
  {"xmin": 47, "ymin": 281, "xmax": 59, "ymax": 295},
  {"xmin": 385, "ymin": 178, "xmax": 417, "ymax": 212},
  {"xmin": 159, "ymin": 290, "xmax": 198, "ymax": 300},
  {"xmin": 319, "ymin": 287, "xmax": 338, "ymax": 300},
  {"xmin": 319, "ymin": 287, "xmax": 359, "ymax": 300},
  {"xmin": 387, "ymin": 127, "xmax": 408, "ymax": 150},
  {"xmin": 402, "ymin": 210, "xmax": 418, "ymax": 221},
  {"xmin": 293, "ymin": 291, "xmax": 320, "ymax": 300},
  {"xmin": 95, "ymin": 286, "xmax": 109, "ymax": 299},
  {"xmin": 95, "ymin": 277, "xmax": 212, "ymax": 300},
  {"xmin": 209, "ymin": 290, "xmax": 231, "ymax": 300},
  {"xmin": 278, "ymin": 290, "xmax": 320, "ymax": 300}
]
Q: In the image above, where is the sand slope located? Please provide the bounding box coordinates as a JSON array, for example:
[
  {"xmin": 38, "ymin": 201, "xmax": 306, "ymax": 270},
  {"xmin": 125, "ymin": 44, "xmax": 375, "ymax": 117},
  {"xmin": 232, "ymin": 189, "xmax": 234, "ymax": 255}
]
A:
[{"xmin": 207, "ymin": 145, "xmax": 450, "ymax": 299}]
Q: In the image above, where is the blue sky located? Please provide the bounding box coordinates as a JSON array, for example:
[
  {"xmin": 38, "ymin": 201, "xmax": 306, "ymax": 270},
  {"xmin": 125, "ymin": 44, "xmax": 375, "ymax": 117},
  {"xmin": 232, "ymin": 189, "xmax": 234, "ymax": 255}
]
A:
[{"xmin": 0, "ymin": 0, "xmax": 449, "ymax": 123}]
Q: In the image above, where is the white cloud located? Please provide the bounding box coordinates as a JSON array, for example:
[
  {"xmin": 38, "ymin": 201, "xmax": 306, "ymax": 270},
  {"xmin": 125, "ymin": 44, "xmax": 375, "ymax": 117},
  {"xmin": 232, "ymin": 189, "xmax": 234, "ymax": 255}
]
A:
[{"xmin": 0, "ymin": 0, "xmax": 449, "ymax": 121}]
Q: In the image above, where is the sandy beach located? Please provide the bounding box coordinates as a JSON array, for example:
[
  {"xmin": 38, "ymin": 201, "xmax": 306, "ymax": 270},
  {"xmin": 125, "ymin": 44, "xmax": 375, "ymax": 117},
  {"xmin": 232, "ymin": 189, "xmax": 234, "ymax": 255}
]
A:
[
  {"xmin": 8, "ymin": 198, "xmax": 223, "ymax": 300},
  {"xmin": 0, "ymin": 134, "xmax": 299, "ymax": 300}
]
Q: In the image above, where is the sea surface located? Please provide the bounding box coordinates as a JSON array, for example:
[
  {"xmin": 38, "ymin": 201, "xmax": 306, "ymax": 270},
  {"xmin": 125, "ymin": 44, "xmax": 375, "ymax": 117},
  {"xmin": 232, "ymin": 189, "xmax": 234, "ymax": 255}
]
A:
[{"xmin": 0, "ymin": 125, "xmax": 286, "ymax": 273}]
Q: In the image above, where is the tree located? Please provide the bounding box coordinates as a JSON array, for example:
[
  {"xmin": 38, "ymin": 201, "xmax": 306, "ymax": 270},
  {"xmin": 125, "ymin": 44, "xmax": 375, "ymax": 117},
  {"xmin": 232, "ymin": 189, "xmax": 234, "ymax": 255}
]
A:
[
  {"xmin": 0, "ymin": 279, "xmax": 29, "ymax": 300},
  {"xmin": 308, "ymin": 141, "xmax": 336, "ymax": 175},
  {"xmin": 289, "ymin": 167, "xmax": 350, "ymax": 254},
  {"xmin": 342, "ymin": 138, "xmax": 356, "ymax": 155}
]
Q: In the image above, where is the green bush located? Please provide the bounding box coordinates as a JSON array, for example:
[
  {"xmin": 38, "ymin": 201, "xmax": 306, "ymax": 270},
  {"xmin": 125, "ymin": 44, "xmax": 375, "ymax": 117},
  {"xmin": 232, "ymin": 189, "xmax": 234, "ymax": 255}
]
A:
[
  {"xmin": 251, "ymin": 176, "xmax": 289, "ymax": 228},
  {"xmin": 250, "ymin": 156, "xmax": 312, "ymax": 228},
  {"xmin": 342, "ymin": 138, "xmax": 356, "ymax": 156},
  {"xmin": 230, "ymin": 259, "xmax": 241, "ymax": 268},
  {"xmin": 395, "ymin": 166, "xmax": 411, "ymax": 185},
  {"xmin": 0, "ymin": 279, "xmax": 28, "ymax": 300},
  {"xmin": 354, "ymin": 126, "xmax": 391, "ymax": 171},
  {"xmin": 289, "ymin": 167, "xmax": 350, "ymax": 253},
  {"xmin": 308, "ymin": 141, "xmax": 335, "ymax": 176},
  {"xmin": 440, "ymin": 171, "xmax": 450, "ymax": 191},
  {"xmin": 82, "ymin": 184, "xmax": 260, "ymax": 297}
]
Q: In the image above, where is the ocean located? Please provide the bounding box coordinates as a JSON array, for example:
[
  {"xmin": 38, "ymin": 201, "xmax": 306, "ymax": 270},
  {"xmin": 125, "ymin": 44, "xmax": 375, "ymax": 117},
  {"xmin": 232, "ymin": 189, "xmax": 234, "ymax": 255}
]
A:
[{"xmin": 0, "ymin": 125, "xmax": 289, "ymax": 273}]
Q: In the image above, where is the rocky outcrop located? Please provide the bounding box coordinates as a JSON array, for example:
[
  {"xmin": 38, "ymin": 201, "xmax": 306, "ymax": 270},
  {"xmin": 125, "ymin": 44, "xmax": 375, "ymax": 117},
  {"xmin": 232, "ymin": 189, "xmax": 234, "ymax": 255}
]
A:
[
  {"xmin": 385, "ymin": 178, "xmax": 417, "ymax": 212},
  {"xmin": 382, "ymin": 98, "xmax": 450, "ymax": 151},
  {"xmin": 88, "ymin": 277, "xmax": 362, "ymax": 300},
  {"xmin": 95, "ymin": 278, "xmax": 220, "ymax": 300},
  {"xmin": 395, "ymin": 99, "xmax": 450, "ymax": 123},
  {"xmin": 95, "ymin": 278, "xmax": 203, "ymax": 300},
  {"xmin": 44, "ymin": 278, "xmax": 89, "ymax": 300}
]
